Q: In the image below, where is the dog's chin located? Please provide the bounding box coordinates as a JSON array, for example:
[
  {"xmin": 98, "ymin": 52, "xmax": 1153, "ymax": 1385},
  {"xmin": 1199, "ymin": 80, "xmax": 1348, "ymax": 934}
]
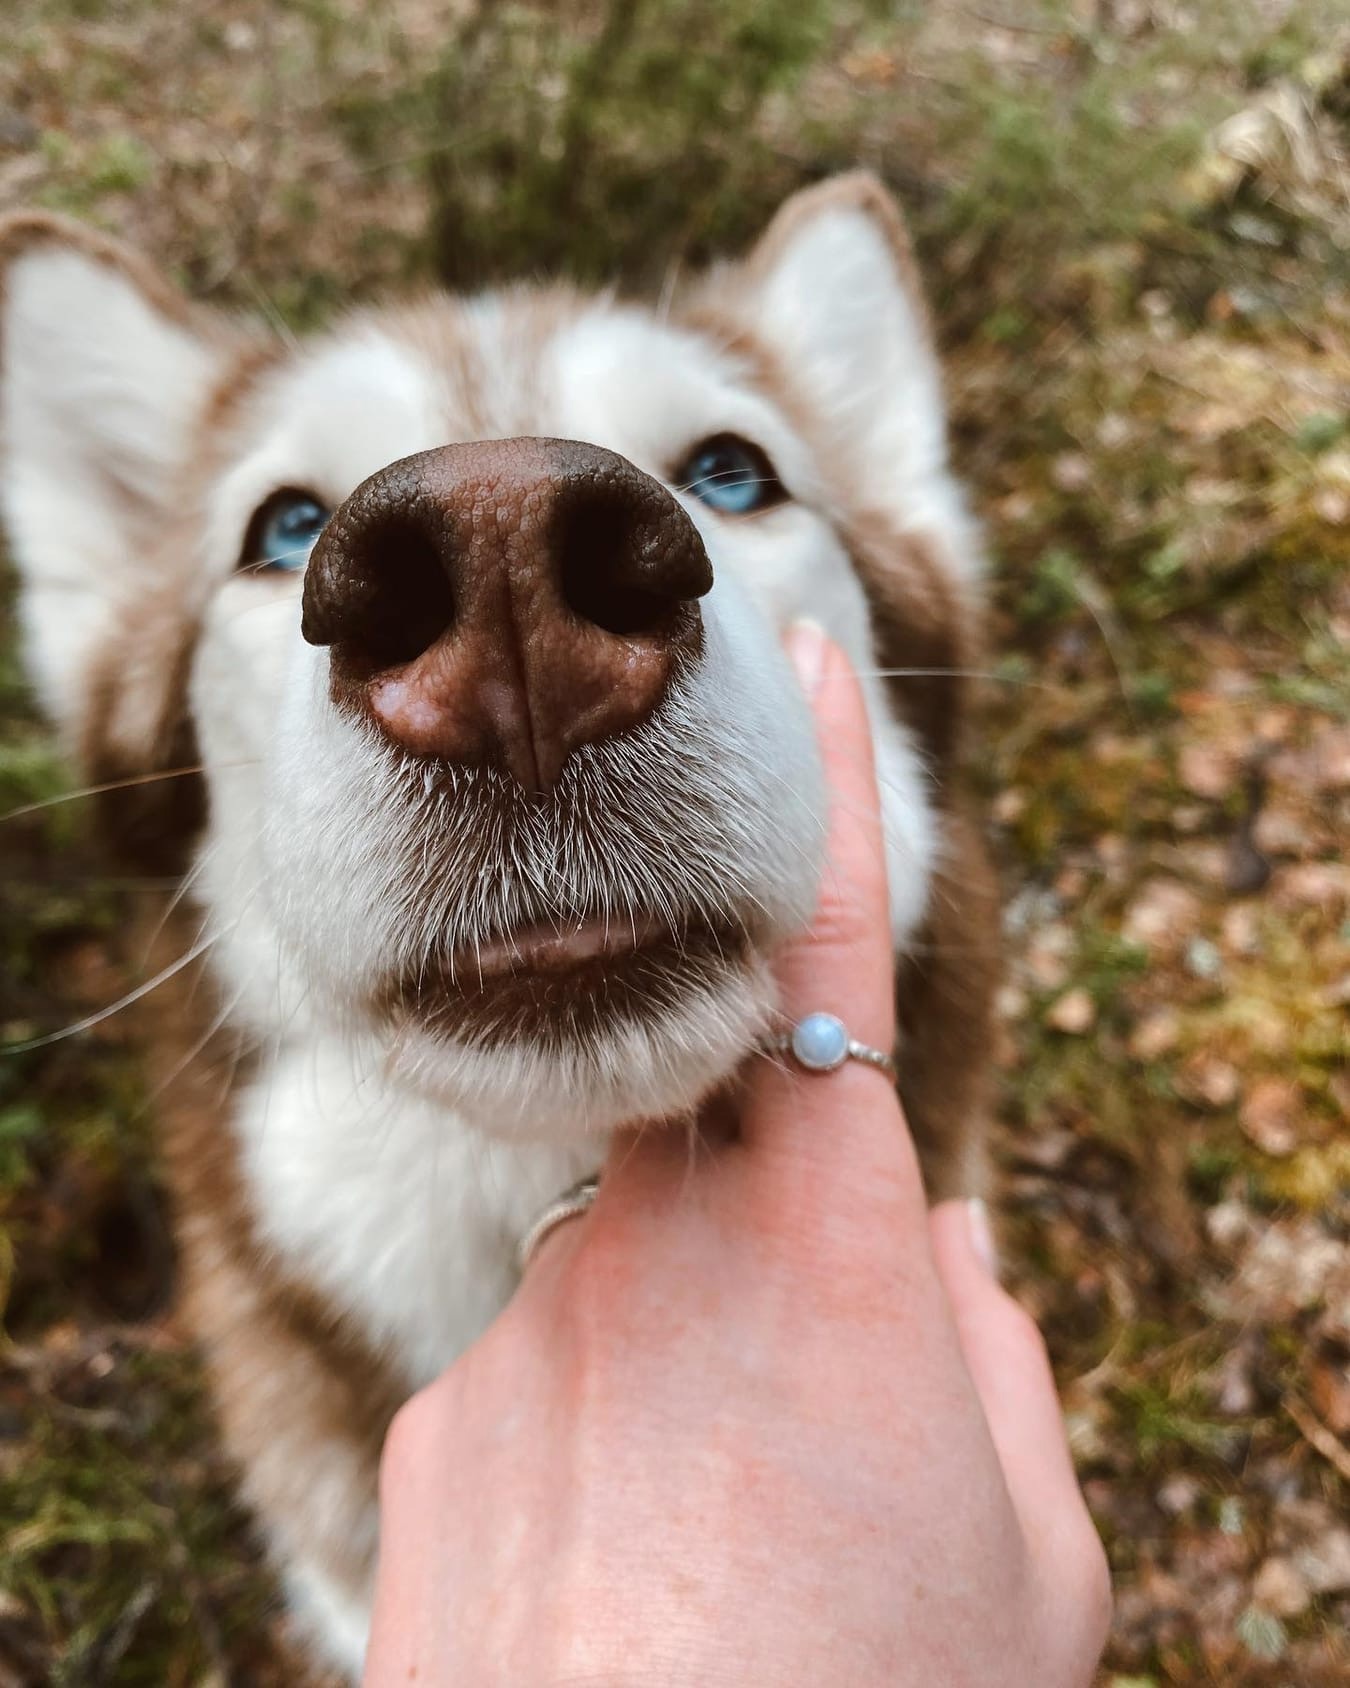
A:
[{"xmin": 373, "ymin": 916, "xmax": 781, "ymax": 1139}]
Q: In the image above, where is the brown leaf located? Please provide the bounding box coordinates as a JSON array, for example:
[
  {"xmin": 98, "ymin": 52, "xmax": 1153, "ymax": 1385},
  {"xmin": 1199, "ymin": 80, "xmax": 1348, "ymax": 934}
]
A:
[
  {"xmin": 1122, "ymin": 878, "xmax": 1203, "ymax": 954},
  {"xmin": 1046, "ymin": 986, "xmax": 1096, "ymax": 1034},
  {"xmin": 1310, "ymin": 723, "xmax": 1350, "ymax": 791},
  {"xmin": 1130, "ymin": 1007, "xmax": 1181, "ymax": 1060},
  {"xmin": 1024, "ymin": 924, "xmax": 1073, "ymax": 991},
  {"xmin": 1177, "ymin": 1053, "xmax": 1240, "ymax": 1109},
  {"xmin": 1179, "ymin": 740, "xmax": 1238, "ymax": 800},
  {"xmin": 1293, "ymin": 1525, "xmax": 1350, "ymax": 1596},
  {"xmin": 1309, "ymin": 1359, "xmax": 1350, "ymax": 1435},
  {"xmin": 1252, "ymin": 1555, "xmax": 1311, "ymax": 1618},
  {"xmin": 1239, "ymin": 1077, "xmax": 1303, "ymax": 1157},
  {"xmin": 1272, "ymin": 861, "xmax": 1350, "ymax": 911},
  {"xmin": 1211, "ymin": 1220, "xmax": 1350, "ymax": 1324}
]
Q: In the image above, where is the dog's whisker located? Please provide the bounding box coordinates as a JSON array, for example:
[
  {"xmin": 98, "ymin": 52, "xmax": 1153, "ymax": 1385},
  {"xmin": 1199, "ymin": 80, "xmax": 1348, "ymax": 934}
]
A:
[
  {"xmin": 0, "ymin": 761, "xmax": 257, "ymax": 826},
  {"xmin": 2, "ymin": 923, "xmax": 226, "ymax": 1054},
  {"xmin": 855, "ymin": 666, "xmax": 1067, "ymax": 692},
  {"xmin": 668, "ymin": 471, "xmax": 784, "ymax": 496}
]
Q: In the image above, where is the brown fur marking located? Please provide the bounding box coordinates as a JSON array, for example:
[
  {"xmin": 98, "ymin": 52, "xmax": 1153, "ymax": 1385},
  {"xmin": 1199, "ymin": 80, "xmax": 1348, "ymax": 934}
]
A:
[{"xmin": 143, "ymin": 911, "xmax": 407, "ymax": 1612}]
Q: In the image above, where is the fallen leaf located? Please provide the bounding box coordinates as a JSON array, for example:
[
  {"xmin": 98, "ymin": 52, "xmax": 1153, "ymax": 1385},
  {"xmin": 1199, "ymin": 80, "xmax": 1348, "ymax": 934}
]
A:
[
  {"xmin": 1274, "ymin": 861, "xmax": 1350, "ymax": 911},
  {"xmin": 1177, "ymin": 1053, "xmax": 1240, "ymax": 1109},
  {"xmin": 1239, "ymin": 1077, "xmax": 1303, "ymax": 1157},
  {"xmin": 1024, "ymin": 924, "xmax": 1073, "ymax": 991},
  {"xmin": 1123, "ymin": 879, "xmax": 1203, "ymax": 953},
  {"xmin": 1185, "ymin": 936, "xmax": 1224, "ymax": 979},
  {"xmin": 992, "ymin": 787, "xmax": 1027, "ymax": 824},
  {"xmin": 1130, "ymin": 1008, "xmax": 1180, "ymax": 1060},
  {"xmin": 1254, "ymin": 706, "xmax": 1295, "ymax": 743},
  {"xmin": 1220, "ymin": 903, "xmax": 1260, "ymax": 954},
  {"xmin": 1156, "ymin": 1472, "xmax": 1202, "ymax": 1516},
  {"xmin": 1051, "ymin": 450, "xmax": 1093, "ymax": 491},
  {"xmin": 1309, "ymin": 1359, "xmax": 1350, "ymax": 1435},
  {"xmin": 1253, "ymin": 802, "xmax": 1315, "ymax": 857},
  {"xmin": 1311, "ymin": 724, "xmax": 1350, "ymax": 790},
  {"xmin": 1252, "ymin": 1555, "xmax": 1311, "ymax": 1618},
  {"xmin": 1235, "ymin": 1604, "xmax": 1287, "ymax": 1662},
  {"xmin": 1293, "ymin": 1525, "xmax": 1350, "ymax": 1596},
  {"xmin": 1047, "ymin": 986, "xmax": 1096, "ymax": 1034},
  {"xmin": 1179, "ymin": 740, "xmax": 1238, "ymax": 800},
  {"xmin": 1211, "ymin": 1220, "xmax": 1350, "ymax": 1323}
]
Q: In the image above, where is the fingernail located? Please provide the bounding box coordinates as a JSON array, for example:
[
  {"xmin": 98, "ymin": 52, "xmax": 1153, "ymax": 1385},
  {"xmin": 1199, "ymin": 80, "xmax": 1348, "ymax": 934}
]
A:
[
  {"xmin": 966, "ymin": 1198, "xmax": 999, "ymax": 1277},
  {"xmin": 786, "ymin": 617, "xmax": 830, "ymax": 700}
]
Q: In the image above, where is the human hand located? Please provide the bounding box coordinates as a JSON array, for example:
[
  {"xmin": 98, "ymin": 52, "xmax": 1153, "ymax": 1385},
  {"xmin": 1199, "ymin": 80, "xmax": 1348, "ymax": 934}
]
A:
[{"xmin": 364, "ymin": 622, "xmax": 1111, "ymax": 1687}]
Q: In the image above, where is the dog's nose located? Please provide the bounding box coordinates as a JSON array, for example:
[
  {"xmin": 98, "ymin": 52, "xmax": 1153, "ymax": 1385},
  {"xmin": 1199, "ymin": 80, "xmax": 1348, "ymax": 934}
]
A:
[{"xmin": 302, "ymin": 438, "xmax": 711, "ymax": 791}]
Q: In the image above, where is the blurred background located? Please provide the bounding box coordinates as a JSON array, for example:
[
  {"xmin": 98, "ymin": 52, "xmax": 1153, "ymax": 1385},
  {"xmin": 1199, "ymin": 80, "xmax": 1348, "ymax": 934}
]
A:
[{"xmin": 1, "ymin": 2, "xmax": 1347, "ymax": 1682}]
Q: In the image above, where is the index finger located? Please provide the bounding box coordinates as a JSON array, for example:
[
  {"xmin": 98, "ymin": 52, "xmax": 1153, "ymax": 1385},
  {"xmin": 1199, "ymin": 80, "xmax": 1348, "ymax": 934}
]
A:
[
  {"xmin": 775, "ymin": 620, "xmax": 896, "ymax": 1052},
  {"xmin": 739, "ymin": 622, "xmax": 912, "ymax": 1169}
]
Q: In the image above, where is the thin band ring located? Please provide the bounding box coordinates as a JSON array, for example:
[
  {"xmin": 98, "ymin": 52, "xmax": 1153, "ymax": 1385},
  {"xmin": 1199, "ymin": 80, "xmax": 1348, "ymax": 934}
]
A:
[
  {"xmin": 516, "ymin": 1176, "xmax": 600, "ymax": 1273},
  {"xmin": 774, "ymin": 1011, "xmax": 897, "ymax": 1081}
]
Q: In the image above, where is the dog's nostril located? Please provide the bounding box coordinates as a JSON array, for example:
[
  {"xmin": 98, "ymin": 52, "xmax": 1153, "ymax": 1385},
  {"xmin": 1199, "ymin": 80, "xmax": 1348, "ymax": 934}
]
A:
[
  {"xmin": 345, "ymin": 516, "xmax": 456, "ymax": 671},
  {"xmin": 555, "ymin": 485, "xmax": 710, "ymax": 639},
  {"xmin": 559, "ymin": 504, "xmax": 669, "ymax": 636}
]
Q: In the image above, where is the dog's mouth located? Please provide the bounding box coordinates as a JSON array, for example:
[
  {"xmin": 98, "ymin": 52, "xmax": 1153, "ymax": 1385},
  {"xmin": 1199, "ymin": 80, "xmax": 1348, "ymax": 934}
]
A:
[
  {"xmin": 457, "ymin": 911, "xmax": 670, "ymax": 979},
  {"xmin": 381, "ymin": 908, "xmax": 752, "ymax": 1046}
]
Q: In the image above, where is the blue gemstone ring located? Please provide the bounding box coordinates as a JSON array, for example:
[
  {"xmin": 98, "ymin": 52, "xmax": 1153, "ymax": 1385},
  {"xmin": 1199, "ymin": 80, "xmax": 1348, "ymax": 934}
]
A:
[{"xmin": 779, "ymin": 1012, "xmax": 897, "ymax": 1081}]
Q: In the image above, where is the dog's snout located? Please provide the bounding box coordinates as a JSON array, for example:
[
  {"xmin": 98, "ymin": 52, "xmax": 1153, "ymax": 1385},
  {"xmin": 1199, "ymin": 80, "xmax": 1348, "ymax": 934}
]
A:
[{"xmin": 302, "ymin": 438, "xmax": 711, "ymax": 791}]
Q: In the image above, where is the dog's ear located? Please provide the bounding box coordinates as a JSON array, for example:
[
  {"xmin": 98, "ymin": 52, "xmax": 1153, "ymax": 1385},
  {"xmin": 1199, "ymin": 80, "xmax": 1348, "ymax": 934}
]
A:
[
  {"xmin": 706, "ymin": 173, "xmax": 985, "ymax": 771},
  {"xmin": 711, "ymin": 174, "xmax": 968, "ymax": 552},
  {"xmin": 0, "ymin": 214, "xmax": 236, "ymax": 801}
]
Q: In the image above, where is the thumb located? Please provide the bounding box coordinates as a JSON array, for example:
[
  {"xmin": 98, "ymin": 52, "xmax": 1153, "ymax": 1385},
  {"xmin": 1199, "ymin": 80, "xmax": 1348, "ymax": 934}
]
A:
[{"xmin": 928, "ymin": 1201, "xmax": 1082, "ymax": 1533}]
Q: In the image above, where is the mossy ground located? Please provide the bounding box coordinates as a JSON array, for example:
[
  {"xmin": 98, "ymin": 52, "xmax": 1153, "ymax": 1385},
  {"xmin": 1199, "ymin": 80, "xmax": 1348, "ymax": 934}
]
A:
[{"xmin": 2, "ymin": 3, "xmax": 1348, "ymax": 1682}]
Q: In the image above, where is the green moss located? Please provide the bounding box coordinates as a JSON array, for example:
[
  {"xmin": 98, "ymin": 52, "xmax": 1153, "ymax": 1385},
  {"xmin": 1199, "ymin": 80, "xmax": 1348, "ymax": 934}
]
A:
[
  {"xmin": 1113, "ymin": 1380, "xmax": 1242, "ymax": 1465},
  {"xmin": 0, "ymin": 1104, "xmax": 44, "ymax": 1191},
  {"xmin": 1261, "ymin": 1142, "xmax": 1350, "ymax": 1209},
  {"xmin": 1, "ymin": 1347, "xmax": 279, "ymax": 1684}
]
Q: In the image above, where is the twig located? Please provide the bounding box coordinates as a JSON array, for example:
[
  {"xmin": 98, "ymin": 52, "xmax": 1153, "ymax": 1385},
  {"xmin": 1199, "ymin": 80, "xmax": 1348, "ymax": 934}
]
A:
[
  {"xmin": 960, "ymin": 8, "xmax": 1068, "ymax": 35},
  {"xmin": 1287, "ymin": 1395, "xmax": 1350, "ymax": 1483},
  {"xmin": 92, "ymin": 1578, "xmax": 161, "ymax": 1682}
]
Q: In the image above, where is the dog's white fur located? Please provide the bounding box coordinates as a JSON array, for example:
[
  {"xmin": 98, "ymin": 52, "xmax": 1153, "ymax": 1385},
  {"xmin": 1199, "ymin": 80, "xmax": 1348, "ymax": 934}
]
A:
[{"xmin": 2, "ymin": 182, "xmax": 981, "ymax": 1676}]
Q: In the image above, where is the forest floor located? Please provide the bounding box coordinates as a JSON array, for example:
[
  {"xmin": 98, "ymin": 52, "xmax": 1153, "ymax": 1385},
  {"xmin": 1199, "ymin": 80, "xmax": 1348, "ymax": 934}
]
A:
[{"xmin": 1, "ymin": 3, "xmax": 1347, "ymax": 1683}]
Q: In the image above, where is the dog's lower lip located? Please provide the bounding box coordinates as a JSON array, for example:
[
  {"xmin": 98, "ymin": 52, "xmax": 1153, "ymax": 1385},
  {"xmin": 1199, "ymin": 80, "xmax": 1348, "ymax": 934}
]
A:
[
  {"xmin": 455, "ymin": 913, "xmax": 667, "ymax": 979},
  {"xmin": 384, "ymin": 911, "xmax": 750, "ymax": 1042}
]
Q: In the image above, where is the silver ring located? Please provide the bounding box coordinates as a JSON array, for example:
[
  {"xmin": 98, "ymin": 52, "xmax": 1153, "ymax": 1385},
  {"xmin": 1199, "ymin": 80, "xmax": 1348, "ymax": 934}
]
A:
[
  {"xmin": 774, "ymin": 1012, "xmax": 897, "ymax": 1080},
  {"xmin": 516, "ymin": 1176, "xmax": 600, "ymax": 1273}
]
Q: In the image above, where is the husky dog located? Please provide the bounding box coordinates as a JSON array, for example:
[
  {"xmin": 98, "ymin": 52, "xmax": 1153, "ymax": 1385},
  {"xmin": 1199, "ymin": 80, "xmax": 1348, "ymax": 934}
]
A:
[{"xmin": 0, "ymin": 174, "xmax": 999, "ymax": 1675}]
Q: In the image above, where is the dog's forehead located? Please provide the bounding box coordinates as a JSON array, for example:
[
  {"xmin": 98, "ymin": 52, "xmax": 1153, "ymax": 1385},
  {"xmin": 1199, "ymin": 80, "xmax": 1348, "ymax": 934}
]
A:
[
  {"xmin": 381, "ymin": 288, "xmax": 767, "ymax": 434},
  {"xmin": 241, "ymin": 331, "xmax": 448, "ymax": 492},
  {"xmin": 242, "ymin": 292, "xmax": 776, "ymax": 467},
  {"xmin": 205, "ymin": 288, "xmax": 799, "ymax": 559},
  {"xmin": 545, "ymin": 307, "xmax": 790, "ymax": 470}
]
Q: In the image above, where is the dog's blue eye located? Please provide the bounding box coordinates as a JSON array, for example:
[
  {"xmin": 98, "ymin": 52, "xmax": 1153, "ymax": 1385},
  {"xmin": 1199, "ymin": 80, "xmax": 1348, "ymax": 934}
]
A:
[
  {"xmin": 242, "ymin": 490, "xmax": 330, "ymax": 574},
  {"xmin": 675, "ymin": 434, "xmax": 787, "ymax": 515}
]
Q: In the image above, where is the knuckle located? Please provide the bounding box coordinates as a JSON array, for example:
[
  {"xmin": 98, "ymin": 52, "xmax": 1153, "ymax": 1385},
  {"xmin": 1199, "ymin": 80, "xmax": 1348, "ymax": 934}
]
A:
[
  {"xmin": 379, "ymin": 1391, "xmax": 431, "ymax": 1492},
  {"xmin": 804, "ymin": 898, "xmax": 875, "ymax": 969}
]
